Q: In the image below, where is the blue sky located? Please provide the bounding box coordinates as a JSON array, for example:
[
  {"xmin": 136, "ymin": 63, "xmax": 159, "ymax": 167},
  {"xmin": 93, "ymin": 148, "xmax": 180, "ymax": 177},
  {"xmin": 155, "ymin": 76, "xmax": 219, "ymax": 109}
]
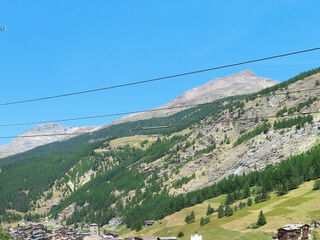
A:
[{"xmin": 0, "ymin": 0, "xmax": 320, "ymax": 144}]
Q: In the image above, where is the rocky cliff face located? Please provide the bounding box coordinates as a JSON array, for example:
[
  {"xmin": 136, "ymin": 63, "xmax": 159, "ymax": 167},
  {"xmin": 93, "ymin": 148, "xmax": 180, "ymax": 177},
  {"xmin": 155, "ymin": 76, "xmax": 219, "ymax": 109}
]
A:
[
  {"xmin": 138, "ymin": 71, "xmax": 320, "ymax": 195},
  {"xmin": 109, "ymin": 69, "xmax": 279, "ymax": 125},
  {"xmin": 0, "ymin": 123, "xmax": 95, "ymax": 158}
]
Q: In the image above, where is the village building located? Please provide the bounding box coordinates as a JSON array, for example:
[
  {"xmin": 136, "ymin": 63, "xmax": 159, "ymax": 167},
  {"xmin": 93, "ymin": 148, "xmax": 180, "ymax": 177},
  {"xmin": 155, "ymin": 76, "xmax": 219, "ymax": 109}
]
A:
[
  {"xmin": 84, "ymin": 224, "xmax": 103, "ymax": 240},
  {"xmin": 273, "ymin": 223, "xmax": 311, "ymax": 240},
  {"xmin": 191, "ymin": 233, "xmax": 202, "ymax": 240},
  {"xmin": 140, "ymin": 238, "xmax": 177, "ymax": 240},
  {"xmin": 157, "ymin": 237, "xmax": 177, "ymax": 240},
  {"xmin": 145, "ymin": 220, "xmax": 157, "ymax": 227},
  {"xmin": 103, "ymin": 232, "xmax": 121, "ymax": 240}
]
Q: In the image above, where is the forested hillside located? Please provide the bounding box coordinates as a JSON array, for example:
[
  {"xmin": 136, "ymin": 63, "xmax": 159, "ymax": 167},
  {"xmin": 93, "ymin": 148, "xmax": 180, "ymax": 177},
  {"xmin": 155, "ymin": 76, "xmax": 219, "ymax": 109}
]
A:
[
  {"xmin": 57, "ymin": 139, "xmax": 320, "ymax": 230},
  {"xmin": 0, "ymin": 95, "xmax": 242, "ymax": 168},
  {"xmin": 0, "ymin": 95, "xmax": 243, "ymax": 220}
]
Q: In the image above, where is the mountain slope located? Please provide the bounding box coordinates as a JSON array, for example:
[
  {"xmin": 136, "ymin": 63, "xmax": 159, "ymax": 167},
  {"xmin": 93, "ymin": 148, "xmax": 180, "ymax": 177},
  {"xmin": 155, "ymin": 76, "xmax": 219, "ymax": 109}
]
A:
[
  {"xmin": 0, "ymin": 123, "xmax": 95, "ymax": 159},
  {"xmin": 1, "ymin": 67, "xmax": 320, "ymax": 234},
  {"xmin": 45, "ymin": 67, "xmax": 320, "ymax": 228}
]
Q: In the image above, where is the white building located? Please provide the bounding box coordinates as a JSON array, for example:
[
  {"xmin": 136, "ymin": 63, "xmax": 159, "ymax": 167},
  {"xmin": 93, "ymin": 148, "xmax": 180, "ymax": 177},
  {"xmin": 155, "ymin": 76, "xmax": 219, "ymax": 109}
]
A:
[
  {"xmin": 84, "ymin": 224, "xmax": 101, "ymax": 240},
  {"xmin": 191, "ymin": 233, "xmax": 202, "ymax": 240},
  {"xmin": 90, "ymin": 224, "xmax": 99, "ymax": 236}
]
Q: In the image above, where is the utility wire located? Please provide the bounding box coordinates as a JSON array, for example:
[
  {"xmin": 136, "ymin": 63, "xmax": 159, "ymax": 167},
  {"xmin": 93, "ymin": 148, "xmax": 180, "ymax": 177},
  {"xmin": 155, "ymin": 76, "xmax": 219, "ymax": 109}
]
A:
[
  {"xmin": 0, "ymin": 109, "xmax": 318, "ymax": 139},
  {"xmin": 0, "ymin": 103, "xmax": 219, "ymax": 127},
  {"xmin": 1, "ymin": 47, "xmax": 320, "ymax": 107},
  {"xmin": 0, "ymin": 124, "xmax": 191, "ymax": 139},
  {"xmin": 0, "ymin": 85, "xmax": 320, "ymax": 128}
]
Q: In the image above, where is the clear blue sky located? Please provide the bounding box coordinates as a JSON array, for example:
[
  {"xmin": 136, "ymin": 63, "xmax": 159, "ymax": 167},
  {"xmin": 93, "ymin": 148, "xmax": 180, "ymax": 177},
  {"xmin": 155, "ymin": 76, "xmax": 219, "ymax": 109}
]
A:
[{"xmin": 0, "ymin": 0, "xmax": 320, "ymax": 144}]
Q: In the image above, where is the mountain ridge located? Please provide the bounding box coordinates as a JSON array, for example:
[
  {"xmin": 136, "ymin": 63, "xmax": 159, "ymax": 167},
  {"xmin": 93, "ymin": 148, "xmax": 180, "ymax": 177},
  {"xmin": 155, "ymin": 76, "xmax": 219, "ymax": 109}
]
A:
[
  {"xmin": 0, "ymin": 69, "xmax": 278, "ymax": 159},
  {"xmin": 102, "ymin": 69, "xmax": 279, "ymax": 126}
]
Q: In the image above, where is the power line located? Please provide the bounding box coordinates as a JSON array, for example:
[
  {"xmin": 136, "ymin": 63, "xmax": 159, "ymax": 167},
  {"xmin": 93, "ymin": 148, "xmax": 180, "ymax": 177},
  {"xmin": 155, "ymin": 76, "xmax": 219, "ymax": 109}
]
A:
[
  {"xmin": 0, "ymin": 124, "xmax": 191, "ymax": 139},
  {"xmin": 0, "ymin": 102, "xmax": 219, "ymax": 127},
  {"xmin": 0, "ymin": 109, "xmax": 317, "ymax": 139},
  {"xmin": 1, "ymin": 47, "xmax": 320, "ymax": 107},
  {"xmin": 0, "ymin": 85, "xmax": 320, "ymax": 128}
]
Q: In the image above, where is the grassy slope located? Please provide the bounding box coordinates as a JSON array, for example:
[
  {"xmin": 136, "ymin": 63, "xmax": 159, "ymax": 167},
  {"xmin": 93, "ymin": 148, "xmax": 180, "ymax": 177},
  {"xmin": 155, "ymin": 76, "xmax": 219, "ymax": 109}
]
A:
[
  {"xmin": 122, "ymin": 180, "xmax": 320, "ymax": 240},
  {"xmin": 109, "ymin": 135, "xmax": 157, "ymax": 149}
]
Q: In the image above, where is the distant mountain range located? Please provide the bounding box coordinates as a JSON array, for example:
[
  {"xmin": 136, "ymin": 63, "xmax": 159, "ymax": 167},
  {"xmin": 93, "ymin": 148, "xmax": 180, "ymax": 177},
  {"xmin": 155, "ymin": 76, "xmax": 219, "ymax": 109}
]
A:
[
  {"xmin": 0, "ymin": 69, "xmax": 278, "ymax": 158},
  {"xmin": 0, "ymin": 123, "xmax": 95, "ymax": 158}
]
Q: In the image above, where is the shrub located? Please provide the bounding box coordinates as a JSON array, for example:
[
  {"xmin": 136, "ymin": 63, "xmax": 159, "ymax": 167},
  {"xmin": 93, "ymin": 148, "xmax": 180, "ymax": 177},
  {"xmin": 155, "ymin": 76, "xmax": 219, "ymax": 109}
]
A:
[{"xmin": 313, "ymin": 179, "xmax": 320, "ymax": 190}]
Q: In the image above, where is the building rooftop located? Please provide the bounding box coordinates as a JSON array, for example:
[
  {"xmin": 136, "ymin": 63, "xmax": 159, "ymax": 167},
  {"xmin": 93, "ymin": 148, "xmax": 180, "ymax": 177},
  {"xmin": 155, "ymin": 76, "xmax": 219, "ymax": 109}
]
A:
[{"xmin": 280, "ymin": 223, "xmax": 310, "ymax": 231}]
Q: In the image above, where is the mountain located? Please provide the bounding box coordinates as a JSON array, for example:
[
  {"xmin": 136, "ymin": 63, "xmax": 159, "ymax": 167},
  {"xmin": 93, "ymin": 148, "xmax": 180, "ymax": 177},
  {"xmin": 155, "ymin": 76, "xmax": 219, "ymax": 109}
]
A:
[
  {"xmin": 0, "ymin": 70, "xmax": 277, "ymax": 159},
  {"xmin": 0, "ymin": 123, "xmax": 95, "ymax": 159},
  {"xmin": 1, "ymin": 67, "xmax": 320, "ymax": 235},
  {"xmin": 106, "ymin": 69, "xmax": 278, "ymax": 125}
]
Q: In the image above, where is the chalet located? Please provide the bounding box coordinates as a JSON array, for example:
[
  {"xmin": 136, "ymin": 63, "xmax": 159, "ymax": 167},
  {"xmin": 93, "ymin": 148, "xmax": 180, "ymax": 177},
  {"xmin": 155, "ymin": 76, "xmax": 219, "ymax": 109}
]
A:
[
  {"xmin": 145, "ymin": 220, "xmax": 157, "ymax": 227},
  {"xmin": 273, "ymin": 223, "xmax": 311, "ymax": 240}
]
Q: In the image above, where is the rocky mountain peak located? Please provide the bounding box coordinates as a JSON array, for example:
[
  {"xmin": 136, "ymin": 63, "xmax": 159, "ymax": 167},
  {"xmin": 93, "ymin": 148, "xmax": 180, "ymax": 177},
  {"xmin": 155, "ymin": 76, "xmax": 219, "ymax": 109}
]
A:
[
  {"xmin": 106, "ymin": 69, "xmax": 279, "ymax": 125},
  {"xmin": 233, "ymin": 69, "xmax": 255, "ymax": 77}
]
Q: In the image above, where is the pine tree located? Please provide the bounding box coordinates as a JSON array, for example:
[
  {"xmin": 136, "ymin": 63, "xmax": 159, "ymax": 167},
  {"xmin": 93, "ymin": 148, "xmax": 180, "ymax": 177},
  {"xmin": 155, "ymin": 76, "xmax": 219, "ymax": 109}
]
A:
[
  {"xmin": 257, "ymin": 210, "xmax": 266, "ymax": 226},
  {"xmin": 243, "ymin": 184, "xmax": 251, "ymax": 198},
  {"xmin": 206, "ymin": 204, "xmax": 214, "ymax": 216},
  {"xmin": 225, "ymin": 193, "xmax": 234, "ymax": 205},
  {"xmin": 133, "ymin": 222, "xmax": 142, "ymax": 232},
  {"xmin": 185, "ymin": 211, "xmax": 195, "ymax": 224},
  {"xmin": 225, "ymin": 205, "xmax": 233, "ymax": 217},
  {"xmin": 277, "ymin": 180, "xmax": 289, "ymax": 196},
  {"xmin": 218, "ymin": 204, "xmax": 224, "ymax": 218},
  {"xmin": 200, "ymin": 216, "xmax": 210, "ymax": 226},
  {"xmin": 184, "ymin": 215, "xmax": 191, "ymax": 224},
  {"xmin": 190, "ymin": 211, "xmax": 195, "ymax": 222}
]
